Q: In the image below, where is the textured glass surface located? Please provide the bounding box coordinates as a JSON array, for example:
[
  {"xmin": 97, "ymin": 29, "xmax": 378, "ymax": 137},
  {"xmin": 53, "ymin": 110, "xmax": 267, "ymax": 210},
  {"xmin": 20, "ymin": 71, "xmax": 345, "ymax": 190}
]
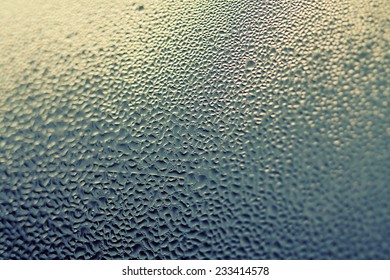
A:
[{"xmin": 0, "ymin": 0, "xmax": 389, "ymax": 259}]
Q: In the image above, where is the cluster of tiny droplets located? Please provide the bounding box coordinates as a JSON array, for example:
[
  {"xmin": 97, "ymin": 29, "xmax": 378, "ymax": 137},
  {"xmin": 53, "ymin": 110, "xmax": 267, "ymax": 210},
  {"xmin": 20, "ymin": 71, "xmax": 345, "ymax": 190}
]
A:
[{"xmin": 0, "ymin": 0, "xmax": 389, "ymax": 259}]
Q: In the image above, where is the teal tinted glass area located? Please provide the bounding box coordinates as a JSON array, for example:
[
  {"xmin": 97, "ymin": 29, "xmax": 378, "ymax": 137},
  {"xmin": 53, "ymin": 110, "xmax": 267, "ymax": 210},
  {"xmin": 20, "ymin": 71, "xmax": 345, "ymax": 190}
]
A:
[{"xmin": 0, "ymin": 0, "xmax": 389, "ymax": 259}]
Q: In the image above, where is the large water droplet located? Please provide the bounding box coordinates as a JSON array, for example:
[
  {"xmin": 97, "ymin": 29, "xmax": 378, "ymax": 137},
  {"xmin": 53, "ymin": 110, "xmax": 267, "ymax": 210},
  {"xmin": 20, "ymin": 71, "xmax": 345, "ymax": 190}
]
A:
[{"xmin": 245, "ymin": 59, "xmax": 256, "ymax": 70}]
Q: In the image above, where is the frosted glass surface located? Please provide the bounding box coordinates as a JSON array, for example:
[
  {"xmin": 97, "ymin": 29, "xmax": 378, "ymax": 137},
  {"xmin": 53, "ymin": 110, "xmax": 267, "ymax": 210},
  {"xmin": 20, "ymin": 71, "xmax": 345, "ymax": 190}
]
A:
[{"xmin": 0, "ymin": 0, "xmax": 389, "ymax": 259}]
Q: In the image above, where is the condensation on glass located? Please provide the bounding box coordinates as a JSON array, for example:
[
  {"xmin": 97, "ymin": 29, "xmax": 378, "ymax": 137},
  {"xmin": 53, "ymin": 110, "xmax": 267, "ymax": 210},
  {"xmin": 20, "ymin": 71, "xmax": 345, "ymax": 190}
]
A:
[{"xmin": 0, "ymin": 0, "xmax": 389, "ymax": 259}]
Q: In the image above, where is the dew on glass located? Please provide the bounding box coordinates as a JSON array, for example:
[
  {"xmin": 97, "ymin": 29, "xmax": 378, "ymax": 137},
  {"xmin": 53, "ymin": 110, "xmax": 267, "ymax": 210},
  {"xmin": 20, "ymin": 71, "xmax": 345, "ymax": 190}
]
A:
[{"xmin": 0, "ymin": 0, "xmax": 389, "ymax": 260}]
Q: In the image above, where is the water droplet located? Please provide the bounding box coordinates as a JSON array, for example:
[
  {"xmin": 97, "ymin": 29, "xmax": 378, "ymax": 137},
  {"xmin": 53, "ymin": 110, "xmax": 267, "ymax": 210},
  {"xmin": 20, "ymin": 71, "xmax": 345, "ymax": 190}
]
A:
[
  {"xmin": 245, "ymin": 59, "xmax": 256, "ymax": 70},
  {"xmin": 135, "ymin": 4, "xmax": 144, "ymax": 11}
]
